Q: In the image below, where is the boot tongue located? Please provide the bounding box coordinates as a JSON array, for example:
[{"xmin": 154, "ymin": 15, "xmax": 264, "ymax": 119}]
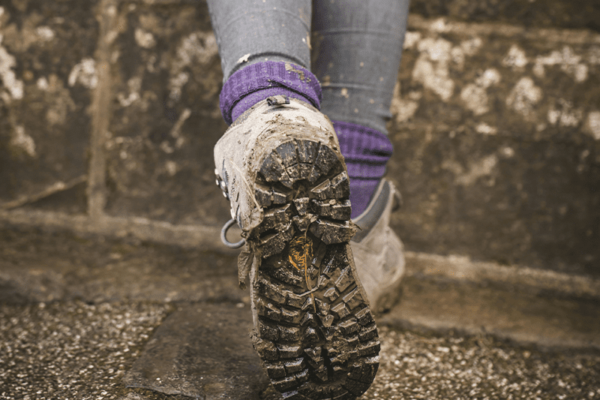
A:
[{"xmin": 352, "ymin": 180, "xmax": 391, "ymax": 243}]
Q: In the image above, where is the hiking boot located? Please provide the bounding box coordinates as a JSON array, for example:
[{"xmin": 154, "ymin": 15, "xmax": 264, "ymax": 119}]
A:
[
  {"xmin": 215, "ymin": 96, "xmax": 380, "ymax": 399},
  {"xmin": 351, "ymin": 179, "xmax": 405, "ymax": 315}
]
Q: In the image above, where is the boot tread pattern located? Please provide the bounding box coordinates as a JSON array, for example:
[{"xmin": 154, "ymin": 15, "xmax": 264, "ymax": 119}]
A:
[{"xmin": 251, "ymin": 139, "xmax": 380, "ymax": 400}]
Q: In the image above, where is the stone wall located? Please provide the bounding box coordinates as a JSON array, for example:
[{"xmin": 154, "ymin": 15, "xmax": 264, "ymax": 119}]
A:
[
  {"xmin": 409, "ymin": 0, "xmax": 600, "ymax": 31},
  {"xmin": 0, "ymin": 0, "xmax": 99, "ymax": 214},
  {"xmin": 1, "ymin": 0, "xmax": 598, "ymax": 277},
  {"xmin": 391, "ymin": 16, "xmax": 600, "ymax": 276}
]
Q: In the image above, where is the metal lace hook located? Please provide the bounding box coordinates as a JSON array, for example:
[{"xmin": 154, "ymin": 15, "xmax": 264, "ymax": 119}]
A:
[{"xmin": 221, "ymin": 218, "xmax": 246, "ymax": 249}]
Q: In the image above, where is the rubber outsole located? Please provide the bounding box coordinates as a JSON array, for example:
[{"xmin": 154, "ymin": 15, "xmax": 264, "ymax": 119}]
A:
[{"xmin": 248, "ymin": 138, "xmax": 380, "ymax": 400}]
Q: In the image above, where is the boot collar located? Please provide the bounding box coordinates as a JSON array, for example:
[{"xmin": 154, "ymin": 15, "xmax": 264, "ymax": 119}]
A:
[{"xmin": 352, "ymin": 179, "xmax": 395, "ymax": 243}]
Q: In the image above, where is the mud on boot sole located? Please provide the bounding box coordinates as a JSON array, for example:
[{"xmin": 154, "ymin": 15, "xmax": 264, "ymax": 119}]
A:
[{"xmin": 249, "ymin": 139, "xmax": 380, "ymax": 400}]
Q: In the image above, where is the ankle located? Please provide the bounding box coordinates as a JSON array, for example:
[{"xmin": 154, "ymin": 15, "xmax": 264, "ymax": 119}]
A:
[
  {"xmin": 230, "ymin": 88, "xmax": 309, "ymax": 123},
  {"xmin": 219, "ymin": 61, "xmax": 322, "ymax": 124}
]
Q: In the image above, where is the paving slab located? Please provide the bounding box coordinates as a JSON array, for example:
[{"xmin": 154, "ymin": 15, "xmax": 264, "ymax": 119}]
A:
[{"xmin": 124, "ymin": 303, "xmax": 269, "ymax": 399}]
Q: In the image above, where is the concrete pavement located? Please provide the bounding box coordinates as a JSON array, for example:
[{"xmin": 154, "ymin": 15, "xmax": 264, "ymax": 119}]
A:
[{"xmin": 1, "ymin": 226, "xmax": 599, "ymax": 399}]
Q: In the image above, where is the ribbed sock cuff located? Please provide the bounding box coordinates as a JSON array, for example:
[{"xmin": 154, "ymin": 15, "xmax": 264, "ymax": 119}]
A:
[
  {"xmin": 220, "ymin": 61, "xmax": 322, "ymax": 124},
  {"xmin": 333, "ymin": 120, "xmax": 393, "ymax": 218}
]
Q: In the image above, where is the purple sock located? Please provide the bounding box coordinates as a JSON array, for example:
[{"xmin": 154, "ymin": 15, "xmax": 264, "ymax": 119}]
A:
[
  {"xmin": 333, "ymin": 121, "xmax": 393, "ymax": 219},
  {"xmin": 219, "ymin": 61, "xmax": 321, "ymax": 124}
]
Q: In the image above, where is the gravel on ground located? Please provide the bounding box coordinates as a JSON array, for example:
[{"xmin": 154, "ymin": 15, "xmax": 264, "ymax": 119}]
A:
[{"xmin": 2, "ymin": 301, "xmax": 599, "ymax": 400}]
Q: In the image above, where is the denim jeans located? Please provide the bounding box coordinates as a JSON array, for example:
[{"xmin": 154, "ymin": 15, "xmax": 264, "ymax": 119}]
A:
[{"xmin": 207, "ymin": 0, "xmax": 410, "ymax": 134}]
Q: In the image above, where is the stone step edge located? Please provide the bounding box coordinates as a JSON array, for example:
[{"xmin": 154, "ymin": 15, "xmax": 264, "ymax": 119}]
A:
[
  {"xmin": 1, "ymin": 209, "xmax": 598, "ymax": 301},
  {"xmin": 379, "ymin": 313, "xmax": 600, "ymax": 353},
  {"xmin": 404, "ymin": 251, "xmax": 600, "ymax": 301}
]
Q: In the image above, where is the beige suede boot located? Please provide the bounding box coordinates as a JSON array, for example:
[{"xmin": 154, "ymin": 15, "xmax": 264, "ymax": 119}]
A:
[
  {"xmin": 215, "ymin": 96, "xmax": 380, "ymax": 400},
  {"xmin": 351, "ymin": 179, "xmax": 405, "ymax": 315}
]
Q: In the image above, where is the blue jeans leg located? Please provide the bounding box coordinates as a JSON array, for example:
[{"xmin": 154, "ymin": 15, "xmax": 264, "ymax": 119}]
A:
[
  {"xmin": 206, "ymin": 0, "xmax": 312, "ymax": 81},
  {"xmin": 312, "ymin": 0, "xmax": 410, "ymax": 134}
]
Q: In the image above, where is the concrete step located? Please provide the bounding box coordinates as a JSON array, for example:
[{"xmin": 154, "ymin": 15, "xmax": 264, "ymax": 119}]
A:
[
  {"xmin": 2, "ymin": 226, "xmax": 597, "ymax": 351},
  {"xmin": 382, "ymin": 276, "xmax": 600, "ymax": 351}
]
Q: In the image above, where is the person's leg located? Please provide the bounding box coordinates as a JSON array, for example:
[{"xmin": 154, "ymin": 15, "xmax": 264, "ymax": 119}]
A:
[
  {"xmin": 207, "ymin": 0, "xmax": 320, "ymax": 124},
  {"xmin": 210, "ymin": 3, "xmax": 383, "ymax": 398},
  {"xmin": 312, "ymin": 0, "xmax": 411, "ymax": 218}
]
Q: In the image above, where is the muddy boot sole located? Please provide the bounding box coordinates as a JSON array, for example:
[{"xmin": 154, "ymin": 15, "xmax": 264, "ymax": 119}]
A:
[{"xmin": 249, "ymin": 139, "xmax": 380, "ymax": 400}]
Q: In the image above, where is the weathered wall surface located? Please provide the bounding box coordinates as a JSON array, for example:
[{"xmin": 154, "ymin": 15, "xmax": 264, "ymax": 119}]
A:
[
  {"xmin": 409, "ymin": 0, "xmax": 600, "ymax": 32},
  {"xmin": 0, "ymin": 0, "xmax": 99, "ymax": 214},
  {"xmin": 389, "ymin": 16, "xmax": 600, "ymax": 276},
  {"xmin": 0, "ymin": 0, "xmax": 598, "ymax": 277},
  {"xmin": 103, "ymin": 1, "xmax": 228, "ymax": 226}
]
